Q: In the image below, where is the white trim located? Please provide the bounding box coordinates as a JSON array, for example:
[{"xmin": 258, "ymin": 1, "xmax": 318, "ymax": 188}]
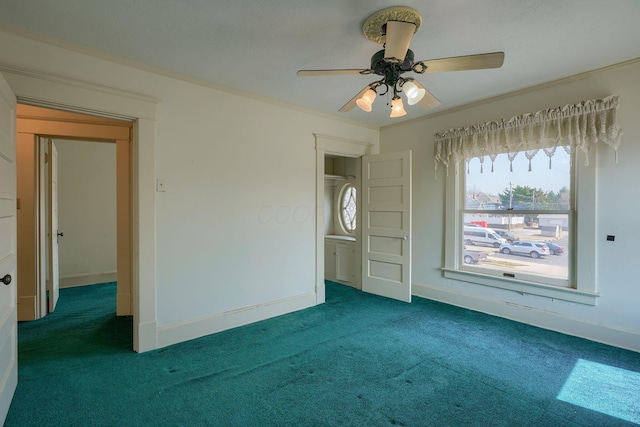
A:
[
  {"xmin": 0, "ymin": 64, "xmax": 160, "ymax": 108},
  {"xmin": 442, "ymin": 269, "xmax": 598, "ymax": 305},
  {"xmin": 156, "ymin": 292, "xmax": 317, "ymax": 349},
  {"xmin": 443, "ymin": 146, "xmax": 596, "ymax": 299},
  {"xmin": 315, "ymin": 134, "xmax": 375, "ymax": 304},
  {"xmin": 59, "ymin": 271, "xmax": 117, "ymax": 288},
  {"xmin": 1, "ymin": 67, "xmax": 157, "ymax": 353},
  {"xmin": 314, "ymin": 133, "xmax": 375, "ymax": 157},
  {"xmin": 413, "ymin": 282, "xmax": 640, "ymax": 353}
]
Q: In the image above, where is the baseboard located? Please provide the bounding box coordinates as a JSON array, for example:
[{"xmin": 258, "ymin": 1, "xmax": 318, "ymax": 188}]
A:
[
  {"xmin": 156, "ymin": 292, "xmax": 317, "ymax": 349},
  {"xmin": 60, "ymin": 272, "xmax": 117, "ymax": 288},
  {"xmin": 413, "ymin": 282, "xmax": 640, "ymax": 353},
  {"xmin": 134, "ymin": 320, "xmax": 157, "ymax": 353}
]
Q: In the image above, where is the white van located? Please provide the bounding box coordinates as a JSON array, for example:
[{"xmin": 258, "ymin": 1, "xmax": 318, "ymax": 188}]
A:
[{"xmin": 463, "ymin": 226, "xmax": 506, "ymax": 248}]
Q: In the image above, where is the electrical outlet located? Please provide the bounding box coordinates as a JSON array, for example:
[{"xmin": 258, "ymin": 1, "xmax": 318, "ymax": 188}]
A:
[{"xmin": 156, "ymin": 179, "xmax": 166, "ymax": 192}]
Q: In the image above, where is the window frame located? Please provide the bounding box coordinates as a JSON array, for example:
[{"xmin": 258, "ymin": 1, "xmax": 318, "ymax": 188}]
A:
[{"xmin": 442, "ymin": 149, "xmax": 599, "ymax": 305}]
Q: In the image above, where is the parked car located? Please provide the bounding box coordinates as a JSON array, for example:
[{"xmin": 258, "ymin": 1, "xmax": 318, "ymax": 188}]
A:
[
  {"xmin": 463, "ymin": 227, "xmax": 506, "ymax": 248},
  {"xmin": 499, "ymin": 241, "xmax": 549, "ymax": 258},
  {"xmin": 463, "ymin": 247, "xmax": 488, "ymax": 264},
  {"xmin": 495, "ymin": 230, "xmax": 520, "ymax": 243},
  {"xmin": 545, "ymin": 242, "xmax": 564, "ymax": 255}
]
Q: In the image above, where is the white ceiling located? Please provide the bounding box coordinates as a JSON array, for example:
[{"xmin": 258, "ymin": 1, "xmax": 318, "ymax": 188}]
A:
[{"xmin": 1, "ymin": 0, "xmax": 639, "ymax": 127}]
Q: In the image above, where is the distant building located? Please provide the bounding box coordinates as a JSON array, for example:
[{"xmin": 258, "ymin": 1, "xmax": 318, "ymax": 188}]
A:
[
  {"xmin": 538, "ymin": 214, "xmax": 569, "ymax": 231},
  {"xmin": 465, "ymin": 192, "xmax": 524, "ymax": 229},
  {"xmin": 466, "ymin": 191, "xmax": 502, "ymax": 210}
]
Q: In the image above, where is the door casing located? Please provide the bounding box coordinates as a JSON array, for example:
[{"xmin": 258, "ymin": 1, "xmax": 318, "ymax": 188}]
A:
[
  {"xmin": 16, "ymin": 104, "xmax": 133, "ymax": 320},
  {"xmin": 2, "ymin": 63, "xmax": 159, "ymax": 353},
  {"xmin": 314, "ymin": 133, "xmax": 375, "ymax": 303}
]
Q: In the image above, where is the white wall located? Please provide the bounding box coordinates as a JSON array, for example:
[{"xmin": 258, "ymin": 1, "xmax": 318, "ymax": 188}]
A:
[
  {"xmin": 0, "ymin": 29, "xmax": 379, "ymax": 347},
  {"xmin": 380, "ymin": 59, "xmax": 640, "ymax": 351},
  {"xmin": 54, "ymin": 139, "xmax": 117, "ymax": 287}
]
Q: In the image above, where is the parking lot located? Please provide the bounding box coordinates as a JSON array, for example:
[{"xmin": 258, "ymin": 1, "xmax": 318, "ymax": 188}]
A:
[{"xmin": 465, "ymin": 228, "xmax": 569, "ymax": 279}]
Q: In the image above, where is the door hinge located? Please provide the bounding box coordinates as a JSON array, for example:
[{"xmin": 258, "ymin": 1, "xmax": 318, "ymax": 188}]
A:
[
  {"xmin": 16, "ymin": 198, "xmax": 20, "ymax": 210},
  {"xmin": 45, "ymin": 153, "xmax": 49, "ymax": 164}
]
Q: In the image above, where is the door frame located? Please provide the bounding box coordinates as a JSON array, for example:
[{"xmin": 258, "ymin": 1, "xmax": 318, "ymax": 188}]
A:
[
  {"xmin": 314, "ymin": 133, "xmax": 375, "ymax": 303},
  {"xmin": 46, "ymin": 138, "xmax": 59, "ymax": 314},
  {"xmin": 1, "ymin": 67, "xmax": 158, "ymax": 352},
  {"xmin": 17, "ymin": 105, "xmax": 133, "ymax": 319}
]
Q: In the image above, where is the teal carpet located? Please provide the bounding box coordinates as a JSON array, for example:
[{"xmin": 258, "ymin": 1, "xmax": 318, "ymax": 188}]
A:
[{"xmin": 6, "ymin": 281, "xmax": 640, "ymax": 426}]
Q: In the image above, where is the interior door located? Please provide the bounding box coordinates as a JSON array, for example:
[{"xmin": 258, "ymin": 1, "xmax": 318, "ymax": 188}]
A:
[
  {"xmin": 361, "ymin": 150, "xmax": 412, "ymax": 302},
  {"xmin": 46, "ymin": 139, "xmax": 59, "ymax": 313},
  {"xmin": 0, "ymin": 73, "xmax": 18, "ymax": 424}
]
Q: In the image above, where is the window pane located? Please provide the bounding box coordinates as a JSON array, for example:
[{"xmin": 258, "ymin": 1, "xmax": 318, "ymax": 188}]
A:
[
  {"xmin": 462, "ymin": 213, "xmax": 569, "ymax": 282},
  {"xmin": 341, "ymin": 185, "xmax": 356, "ymax": 232},
  {"xmin": 465, "ymin": 151, "xmax": 571, "ymax": 211}
]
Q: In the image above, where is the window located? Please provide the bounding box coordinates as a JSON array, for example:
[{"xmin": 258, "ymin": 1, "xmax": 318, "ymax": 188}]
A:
[
  {"xmin": 339, "ymin": 184, "xmax": 356, "ymax": 233},
  {"xmin": 434, "ymin": 96, "xmax": 622, "ymax": 305},
  {"xmin": 462, "ymin": 150, "xmax": 572, "ymax": 287}
]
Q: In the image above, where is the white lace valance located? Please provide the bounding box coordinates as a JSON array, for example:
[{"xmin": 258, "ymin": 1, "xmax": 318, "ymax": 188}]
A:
[{"xmin": 433, "ymin": 95, "xmax": 623, "ymax": 175}]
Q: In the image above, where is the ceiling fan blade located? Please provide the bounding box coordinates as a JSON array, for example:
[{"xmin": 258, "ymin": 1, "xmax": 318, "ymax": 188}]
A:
[
  {"xmin": 411, "ymin": 80, "xmax": 441, "ymax": 111},
  {"xmin": 384, "ymin": 20, "xmax": 416, "ymax": 62},
  {"xmin": 419, "ymin": 52, "xmax": 505, "ymax": 73},
  {"xmin": 339, "ymin": 86, "xmax": 372, "ymax": 112},
  {"xmin": 297, "ymin": 69, "xmax": 370, "ymax": 76}
]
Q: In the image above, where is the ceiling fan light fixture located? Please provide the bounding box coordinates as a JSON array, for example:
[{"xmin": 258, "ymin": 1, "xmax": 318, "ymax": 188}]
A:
[
  {"xmin": 297, "ymin": 6, "xmax": 504, "ymax": 118},
  {"xmin": 356, "ymin": 88, "xmax": 377, "ymax": 112},
  {"xmin": 389, "ymin": 97, "xmax": 407, "ymax": 118},
  {"xmin": 402, "ymin": 80, "xmax": 426, "ymax": 105}
]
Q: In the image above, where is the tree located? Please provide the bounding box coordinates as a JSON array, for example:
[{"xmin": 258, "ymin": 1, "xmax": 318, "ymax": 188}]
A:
[{"xmin": 499, "ymin": 185, "xmax": 570, "ymax": 210}]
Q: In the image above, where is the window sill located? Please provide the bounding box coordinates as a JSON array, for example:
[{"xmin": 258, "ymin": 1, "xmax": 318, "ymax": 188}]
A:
[{"xmin": 442, "ymin": 268, "xmax": 599, "ymax": 306}]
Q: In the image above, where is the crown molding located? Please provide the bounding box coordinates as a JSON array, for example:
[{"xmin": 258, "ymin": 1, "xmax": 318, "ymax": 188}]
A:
[{"xmin": 0, "ymin": 63, "xmax": 160, "ymax": 105}]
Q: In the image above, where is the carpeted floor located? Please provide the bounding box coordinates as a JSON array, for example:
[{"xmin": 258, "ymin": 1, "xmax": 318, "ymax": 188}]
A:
[{"xmin": 6, "ymin": 281, "xmax": 640, "ymax": 426}]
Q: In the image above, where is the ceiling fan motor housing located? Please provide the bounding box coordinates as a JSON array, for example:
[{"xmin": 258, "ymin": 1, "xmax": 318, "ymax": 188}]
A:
[{"xmin": 370, "ymin": 49, "xmax": 415, "ymax": 85}]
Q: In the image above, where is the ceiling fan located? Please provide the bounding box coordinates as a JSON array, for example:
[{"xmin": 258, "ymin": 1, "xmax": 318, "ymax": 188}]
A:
[{"xmin": 297, "ymin": 6, "xmax": 505, "ymax": 117}]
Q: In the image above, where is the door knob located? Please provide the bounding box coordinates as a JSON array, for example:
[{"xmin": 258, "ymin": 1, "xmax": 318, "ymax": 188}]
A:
[
  {"xmin": 1, "ymin": 274, "xmax": 11, "ymax": 285},
  {"xmin": 57, "ymin": 231, "xmax": 64, "ymax": 237}
]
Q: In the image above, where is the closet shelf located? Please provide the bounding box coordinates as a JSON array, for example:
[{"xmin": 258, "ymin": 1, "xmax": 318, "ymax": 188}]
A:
[{"xmin": 324, "ymin": 174, "xmax": 347, "ymax": 181}]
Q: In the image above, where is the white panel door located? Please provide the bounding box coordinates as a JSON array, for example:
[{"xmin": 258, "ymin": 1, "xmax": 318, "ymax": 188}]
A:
[
  {"xmin": 0, "ymin": 73, "xmax": 18, "ymax": 424},
  {"xmin": 361, "ymin": 150, "xmax": 412, "ymax": 302},
  {"xmin": 47, "ymin": 140, "xmax": 59, "ymax": 313}
]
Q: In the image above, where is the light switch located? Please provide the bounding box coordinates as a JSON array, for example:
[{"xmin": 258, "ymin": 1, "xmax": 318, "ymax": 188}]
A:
[{"xmin": 156, "ymin": 179, "xmax": 166, "ymax": 192}]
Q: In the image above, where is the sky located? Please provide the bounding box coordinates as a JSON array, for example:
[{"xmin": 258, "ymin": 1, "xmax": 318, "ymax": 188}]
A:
[{"xmin": 465, "ymin": 149, "xmax": 571, "ymax": 196}]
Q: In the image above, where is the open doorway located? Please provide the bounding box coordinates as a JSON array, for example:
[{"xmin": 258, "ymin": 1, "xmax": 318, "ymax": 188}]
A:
[
  {"xmin": 323, "ymin": 155, "xmax": 359, "ymax": 289},
  {"xmin": 16, "ymin": 104, "xmax": 133, "ymax": 340},
  {"xmin": 1, "ymin": 67, "xmax": 157, "ymax": 354},
  {"xmin": 315, "ymin": 134, "xmax": 413, "ymax": 304},
  {"xmin": 52, "ymin": 139, "xmax": 117, "ymax": 290},
  {"xmin": 314, "ymin": 134, "xmax": 375, "ymax": 304}
]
